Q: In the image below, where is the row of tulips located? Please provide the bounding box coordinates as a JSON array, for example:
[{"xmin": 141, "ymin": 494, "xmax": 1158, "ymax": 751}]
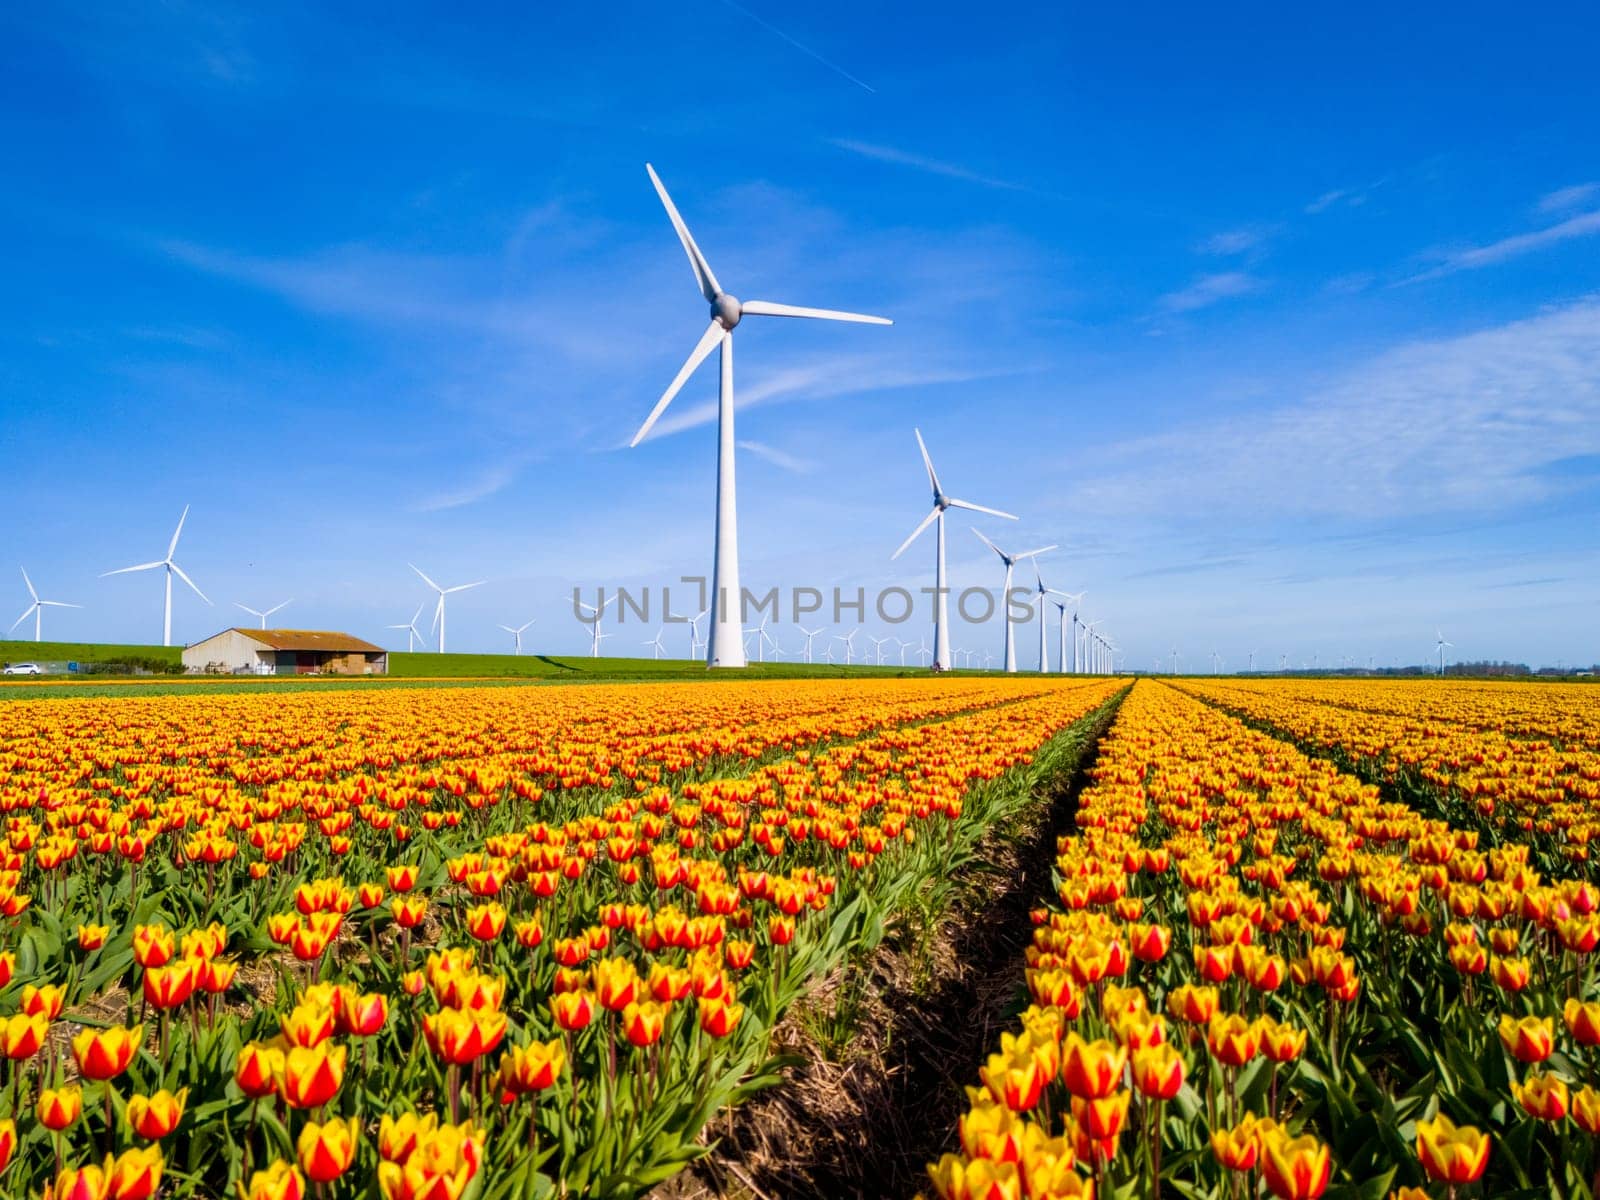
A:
[
  {"xmin": 922, "ymin": 678, "xmax": 1600, "ymax": 1200},
  {"xmin": 1177, "ymin": 678, "xmax": 1600, "ymax": 877},
  {"xmin": 0, "ymin": 676, "xmax": 1124, "ymax": 1198}
]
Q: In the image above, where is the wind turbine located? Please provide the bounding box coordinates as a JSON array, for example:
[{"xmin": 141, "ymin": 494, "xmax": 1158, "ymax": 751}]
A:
[
  {"xmin": 916, "ymin": 637, "xmax": 932, "ymax": 667},
  {"xmin": 972, "ymin": 530, "xmax": 1056, "ymax": 673},
  {"xmin": 103, "ymin": 506, "xmax": 211, "ymax": 646},
  {"xmin": 10, "ymin": 568, "xmax": 81, "ymax": 643},
  {"xmin": 1051, "ymin": 591, "xmax": 1084, "ymax": 674},
  {"xmin": 893, "ymin": 637, "xmax": 910, "ymax": 667},
  {"xmin": 627, "ymin": 164, "xmax": 891, "ymax": 670},
  {"xmin": 868, "ymin": 635, "xmax": 889, "ymax": 665},
  {"xmin": 798, "ymin": 625, "xmax": 825, "ymax": 664},
  {"xmin": 688, "ymin": 608, "xmax": 710, "ymax": 659},
  {"xmin": 892, "ymin": 429, "xmax": 1016, "ymax": 671},
  {"xmin": 235, "ymin": 600, "xmax": 291, "ymax": 631},
  {"xmin": 387, "ymin": 603, "xmax": 427, "ymax": 652},
  {"xmin": 498, "ymin": 619, "xmax": 535, "ymax": 655},
  {"xmin": 643, "ymin": 627, "xmax": 667, "ymax": 660},
  {"xmin": 833, "ymin": 629, "xmax": 859, "ymax": 666},
  {"xmin": 742, "ymin": 617, "xmax": 776, "ymax": 664},
  {"xmin": 577, "ymin": 594, "xmax": 616, "ymax": 658},
  {"xmin": 1028, "ymin": 559, "xmax": 1071, "ymax": 672},
  {"xmin": 1436, "ymin": 631, "xmax": 1453, "ymax": 677},
  {"xmin": 410, "ymin": 565, "xmax": 483, "ymax": 654}
]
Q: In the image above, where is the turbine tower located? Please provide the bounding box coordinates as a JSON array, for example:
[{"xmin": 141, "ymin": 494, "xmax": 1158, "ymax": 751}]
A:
[
  {"xmin": 1029, "ymin": 558, "xmax": 1072, "ymax": 673},
  {"xmin": 10, "ymin": 568, "xmax": 81, "ymax": 643},
  {"xmin": 1052, "ymin": 591, "xmax": 1084, "ymax": 674},
  {"xmin": 387, "ymin": 603, "xmax": 427, "ymax": 652},
  {"xmin": 102, "ymin": 506, "xmax": 210, "ymax": 646},
  {"xmin": 972, "ymin": 530, "xmax": 1055, "ymax": 673},
  {"xmin": 891, "ymin": 429, "xmax": 1016, "ymax": 671},
  {"xmin": 410, "ymin": 564, "xmax": 483, "ymax": 654},
  {"xmin": 498, "ymin": 619, "xmax": 535, "ymax": 655},
  {"xmin": 235, "ymin": 600, "xmax": 291, "ymax": 631},
  {"xmin": 628, "ymin": 164, "xmax": 891, "ymax": 670},
  {"xmin": 1435, "ymin": 631, "xmax": 1453, "ymax": 677}
]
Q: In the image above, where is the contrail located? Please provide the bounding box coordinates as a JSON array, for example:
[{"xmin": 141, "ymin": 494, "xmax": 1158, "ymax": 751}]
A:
[{"xmin": 720, "ymin": 0, "xmax": 876, "ymax": 94}]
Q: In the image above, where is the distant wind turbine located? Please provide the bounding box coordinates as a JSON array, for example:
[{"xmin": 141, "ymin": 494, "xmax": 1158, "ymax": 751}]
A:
[
  {"xmin": 577, "ymin": 594, "xmax": 616, "ymax": 658},
  {"xmin": 1436, "ymin": 631, "xmax": 1453, "ymax": 677},
  {"xmin": 235, "ymin": 600, "xmax": 291, "ymax": 631},
  {"xmin": 971, "ymin": 529, "xmax": 1056, "ymax": 673},
  {"xmin": 102, "ymin": 506, "xmax": 210, "ymax": 646},
  {"xmin": 1052, "ymin": 591, "xmax": 1084, "ymax": 674},
  {"xmin": 387, "ymin": 603, "xmax": 427, "ymax": 652},
  {"xmin": 643, "ymin": 627, "xmax": 667, "ymax": 660},
  {"xmin": 799, "ymin": 625, "xmax": 825, "ymax": 663},
  {"xmin": 498, "ymin": 619, "xmax": 535, "ymax": 655},
  {"xmin": 627, "ymin": 163, "xmax": 891, "ymax": 669},
  {"xmin": 10, "ymin": 568, "xmax": 81, "ymax": 643},
  {"xmin": 891, "ymin": 429, "xmax": 1015, "ymax": 671},
  {"xmin": 1029, "ymin": 558, "xmax": 1072, "ymax": 673},
  {"xmin": 410, "ymin": 565, "xmax": 484, "ymax": 654}
]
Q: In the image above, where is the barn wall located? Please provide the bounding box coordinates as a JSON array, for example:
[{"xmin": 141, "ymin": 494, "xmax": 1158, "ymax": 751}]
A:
[{"xmin": 181, "ymin": 630, "xmax": 266, "ymax": 673}]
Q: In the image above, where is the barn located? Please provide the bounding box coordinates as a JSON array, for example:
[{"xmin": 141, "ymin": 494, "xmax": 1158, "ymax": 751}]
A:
[{"xmin": 182, "ymin": 629, "xmax": 388, "ymax": 676}]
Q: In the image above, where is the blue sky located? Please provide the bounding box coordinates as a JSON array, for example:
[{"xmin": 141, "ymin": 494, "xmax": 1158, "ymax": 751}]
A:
[{"xmin": 4, "ymin": 1, "xmax": 1598, "ymax": 668}]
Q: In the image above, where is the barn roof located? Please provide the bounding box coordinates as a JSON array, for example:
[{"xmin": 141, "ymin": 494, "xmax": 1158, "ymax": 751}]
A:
[{"xmin": 230, "ymin": 629, "xmax": 386, "ymax": 653}]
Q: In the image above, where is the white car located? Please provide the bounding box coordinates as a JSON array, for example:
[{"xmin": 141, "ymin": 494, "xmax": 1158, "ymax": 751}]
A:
[{"xmin": 2, "ymin": 663, "xmax": 42, "ymax": 676}]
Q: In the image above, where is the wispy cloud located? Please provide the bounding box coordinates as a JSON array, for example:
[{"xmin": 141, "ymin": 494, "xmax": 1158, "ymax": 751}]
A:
[
  {"xmin": 412, "ymin": 458, "xmax": 527, "ymax": 512},
  {"xmin": 1538, "ymin": 182, "xmax": 1599, "ymax": 214},
  {"xmin": 827, "ymin": 138, "xmax": 1028, "ymax": 192},
  {"xmin": 1405, "ymin": 210, "xmax": 1600, "ymax": 283},
  {"xmin": 1197, "ymin": 229, "xmax": 1266, "ymax": 256},
  {"xmin": 1305, "ymin": 185, "xmax": 1372, "ymax": 214},
  {"xmin": 637, "ymin": 356, "xmax": 1021, "ymax": 443},
  {"xmin": 1064, "ymin": 296, "xmax": 1600, "ymax": 522},
  {"xmin": 736, "ymin": 440, "xmax": 815, "ymax": 474},
  {"xmin": 1158, "ymin": 271, "xmax": 1261, "ymax": 312},
  {"xmin": 720, "ymin": 0, "xmax": 875, "ymax": 93}
]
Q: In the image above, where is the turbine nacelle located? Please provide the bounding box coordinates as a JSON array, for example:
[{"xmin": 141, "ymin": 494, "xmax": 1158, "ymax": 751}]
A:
[{"xmin": 712, "ymin": 293, "xmax": 742, "ymax": 330}]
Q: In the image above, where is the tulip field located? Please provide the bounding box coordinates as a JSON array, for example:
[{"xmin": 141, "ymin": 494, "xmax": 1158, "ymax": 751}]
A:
[
  {"xmin": 928, "ymin": 678, "xmax": 1600, "ymax": 1200},
  {"xmin": 0, "ymin": 676, "xmax": 1126, "ymax": 1200},
  {"xmin": 1, "ymin": 674, "xmax": 1597, "ymax": 1200}
]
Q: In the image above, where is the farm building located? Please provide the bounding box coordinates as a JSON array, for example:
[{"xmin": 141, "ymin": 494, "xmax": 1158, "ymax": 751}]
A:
[{"xmin": 182, "ymin": 629, "xmax": 388, "ymax": 675}]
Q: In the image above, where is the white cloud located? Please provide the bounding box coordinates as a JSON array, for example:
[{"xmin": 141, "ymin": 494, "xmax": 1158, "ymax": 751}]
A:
[
  {"xmin": 412, "ymin": 459, "xmax": 525, "ymax": 512},
  {"xmin": 1538, "ymin": 183, "xmax": 1599, "ymax": 214},
  {"xmin": 827, "ymin": 138, "xmax": 1028, "ymax": 192},
  {"xmin": 736, "ymin": 440, "xmax": 815, "ymax": 474},
  {"xmin": 1406, "ymin": 210, "xmax": 1600, "ymax": 283},
  {"xmin": 1064, "ymin": 296, "xmax": 1600, "ymax": 522},
  {"xmin": 1158, "ymin": 271, "xmax": 1261, "ymax": 312},
  {"xmin": 1197, "ymin": 229, "xmax": 1264, "ymax": 256}
]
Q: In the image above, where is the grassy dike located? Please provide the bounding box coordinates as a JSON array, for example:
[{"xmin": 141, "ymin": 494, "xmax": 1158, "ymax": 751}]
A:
[{"xmin": 655, "ymin": 684, "xmax": 1131, "ymax": 1200}]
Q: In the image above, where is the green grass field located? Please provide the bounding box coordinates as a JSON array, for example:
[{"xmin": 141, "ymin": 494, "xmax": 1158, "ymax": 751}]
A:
[{"xmin": 0, "ymin": 638, "xmax": 944, "ymax": 699}]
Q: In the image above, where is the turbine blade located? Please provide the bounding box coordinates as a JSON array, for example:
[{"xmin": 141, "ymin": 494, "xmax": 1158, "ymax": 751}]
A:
[
  {"xmin": 9, "ymin": 606, "xmax": 34, "ymax": 632},
  {"xmin": 891, "ymin": 507, "xmax": 939, "ymax": 560},
  {"xmin": 167, "ymin": 504, "xmax": 190, "ymax": 560},
  {"xmin": 445, "ymin": 581, "xmax": 485, "ymax": 593},
  {"xmin": 740, "ymin": 300, "xmax": 892, "ymax": 325},
  {"xmin": 913, "ymin": 427, "xmax": 941, "ymax": 496},
  {"xmin": 410, "ymin": 564, "xmax": 443, "ymax": 592},
  {"xmin": 1015, "ymin": 544, "xmax": 1059, "ymax": 561},
  {"xmin": 20, "ymin": 567, "xmax": 37, "ymax": 602},
  {"xmin": 39, "ymin": 601, "xmax": 81, "ymax": 608},
  {"xmin": 971, "ymin": 527, "xmax": 1005, "ymax": 559},
  {"xmin": 102, "ymin": 561, "xmax": 165, "ymax": 576},
  {"xmin": 265, "ymin": 601, "xmax": 291, "ymax": 616},
  {"xmin": 235, "ymin": 603, "xmax": 261, "ymax": 617},
  {"xmin": 170, "ymin": 562, "xmax": 211, "ymax": 604},
  {"xmin": 947, "ymin": 498, "xmax": 1018, "ymax": 520},
  {"xmin": 631, "ymin": 320, "xmax": 724, "ymax": 446},
  {"xmin": 645, "ymin": 164, "xmax": 722, "ymax": 302}
]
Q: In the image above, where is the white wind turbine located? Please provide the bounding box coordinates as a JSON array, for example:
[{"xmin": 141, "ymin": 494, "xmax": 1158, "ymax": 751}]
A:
[
  {"xmin": 577, "ymin": 594, "xmax": 616, "ymax": 658},
  {"xmin": 410, "ymin": 565, "xmax": 484, "ymax": 654},
  {"xmin": 1051, "ymin": 591, "xmax": 1085, "ymax": 674},
  {"xmin": 498, "ymin": 619, "xmax": 535, "ymax": 656},
  {"xmin": 916, "ymin": 637, "xmax": 932, "ymax": 667},
  {"xmin": 742, "ymin": 617, "xmax": 778, "ymax": 664},
  {"xmin": 1435, "ymin": 631, "xmax": 1453, "ymax": 677},
  {"xmin": 643, "ymin": 627, "xmax": 667, "ymax": 660},
  {"xmin": 892, "ymin": 429, "xmax": 1015, "ymax": 671},
  {"xmin": 893, "ymin": 637, "xmax": 910, "ymax": 667},
  {"xmin": 799, "ymin": 625, "xmax": 825, "ymax": 664},
  {"xmin": 868, "ymin": 635, "xmax": 890, "ymax": 665},
  {"xmin": 833, "ymin": 628, "xmax": 859, "ymax": 666},
  {"xmin": 235, "ymin": 600, "xmax": 291, "ymax": 631},
  {"xmin": 687, "ymin": 607, "xmax": 710, "ymax": 659},
  {"xmin": 1027, "ymin": 558, "xmax": 1073, "ymax": 673},
  {"xmin": 972, "ymin": 530, "xmax": 1056, "ymax": 673},
  {"xmin": 11, "ymin": 568, "xmax": 81, "ymax": 643},
  {"xmin": 102, "ymin": 506, "xmax": 210, "ymax": 646},
  {"xmin": 628, "ymin": 164, "xmax": 891, "ymax": 670},
  {"xmin": 387, "ymin": 603, "xmax": 428, "ymax": 652}
]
